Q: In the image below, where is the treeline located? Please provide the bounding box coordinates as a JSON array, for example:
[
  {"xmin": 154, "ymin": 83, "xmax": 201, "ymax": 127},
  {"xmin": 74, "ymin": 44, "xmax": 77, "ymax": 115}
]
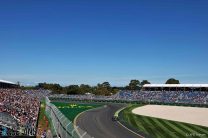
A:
[
  {"xmin": 21, "ymin": 78, "xmax": 179, "ymax": 95},
  {"xmin": 22, "ymin": 82, "xmax": 120, "ymax": 96}
]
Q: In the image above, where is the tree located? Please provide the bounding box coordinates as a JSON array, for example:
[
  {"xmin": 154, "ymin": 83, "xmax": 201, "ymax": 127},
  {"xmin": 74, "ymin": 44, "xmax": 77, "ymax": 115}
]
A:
[
  {"xmin": 127, "ymin": 80, "xmax": 140, "ymax": 90},
  {"xmin": 141, "ymin": 80, "xmax": 151, "ymax": 86},
  {"xmin": 36, "ymin": 83, "xmax": 63, "ymax": 93},
  {"xmin": 95, "ymin": 82, "xmax": 112, "ymax": 96},
  {"xmin": 79, "ymin": 84, "xmax": 92, "ymax": 94},
  {"xmin": 111, "ymin": 87, "xmax": 120, "ymax": 95},
  {"xmin": 65, "ymin": 85, "xmax": 80, "ymax": 95},
  {"xmin": 102, "ymin": 82, "xmax": 111, "ymax": 88},
  {"xmin": 165, "ymin": 78, "xmax": 180, "ymax": 84}
]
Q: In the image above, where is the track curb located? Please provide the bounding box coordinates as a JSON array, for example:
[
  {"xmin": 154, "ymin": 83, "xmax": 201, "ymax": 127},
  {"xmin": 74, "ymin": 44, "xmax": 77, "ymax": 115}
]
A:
[{"xmin": 116, "ymin": 105, "xmax": 146, "ymax": 138}]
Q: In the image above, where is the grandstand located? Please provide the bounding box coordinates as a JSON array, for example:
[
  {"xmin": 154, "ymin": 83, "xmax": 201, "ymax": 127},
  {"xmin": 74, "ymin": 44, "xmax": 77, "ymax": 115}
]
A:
[
  {"xmin": 116, "ymin": 84, "xmax": 208, "ymax": 105},
  {"xmin": 0, "ymin": 80, "xmax": 18, "ymax": 88},
  {"xmin": 49, "ymin": 84, "xmax": 208, "ymax": 105},
  {"xmin": 143, "ymin": 84, "xmax": 208, "ymax": 91}
]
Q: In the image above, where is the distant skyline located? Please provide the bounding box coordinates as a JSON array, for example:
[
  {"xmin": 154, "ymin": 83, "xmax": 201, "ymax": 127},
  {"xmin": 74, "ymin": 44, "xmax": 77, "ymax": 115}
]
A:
[{"xmin": 1, "ymin": 0, "xmax": 208, "ymax": 86}]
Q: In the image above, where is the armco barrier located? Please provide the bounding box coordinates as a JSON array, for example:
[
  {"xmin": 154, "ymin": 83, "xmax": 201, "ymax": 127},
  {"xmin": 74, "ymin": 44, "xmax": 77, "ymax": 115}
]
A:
[{"xmin": 45, "ymin": 97, "xmax": 92, "ymax": 138}]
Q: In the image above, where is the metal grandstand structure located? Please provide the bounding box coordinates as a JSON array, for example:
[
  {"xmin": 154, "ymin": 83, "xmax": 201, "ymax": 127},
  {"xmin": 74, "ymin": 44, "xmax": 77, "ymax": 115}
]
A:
[
  {"xmin": 45, "ymin": 97, "xmax": 92, "ymax": 138},
  {"xmin": 0, "ymin": 80, "xmax": 18, "ymax": 88},
  {"xmin": 143, "ymin": 84, "xmax": 208, "ymax": 91}
]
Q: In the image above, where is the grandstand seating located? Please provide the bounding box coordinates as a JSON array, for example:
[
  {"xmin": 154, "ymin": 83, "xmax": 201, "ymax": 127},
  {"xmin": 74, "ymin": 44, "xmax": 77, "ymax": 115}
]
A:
[
  {"xmin": 49, "ymin": 90, "xmax": 208, "ymax": 105},
  {"xmin": 116, "ymin": 90, "xmax": 208, "ymax": 104}
]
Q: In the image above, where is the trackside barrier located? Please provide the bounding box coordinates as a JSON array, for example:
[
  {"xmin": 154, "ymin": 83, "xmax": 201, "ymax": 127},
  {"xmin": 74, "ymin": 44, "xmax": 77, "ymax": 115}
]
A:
[
  {"xmin": 45, "ymin": 97, "xmax": 92, "ymax": 138},
  {"xmin": 49, "ymin": 97, "xmax": 208, "ymax": 108}
]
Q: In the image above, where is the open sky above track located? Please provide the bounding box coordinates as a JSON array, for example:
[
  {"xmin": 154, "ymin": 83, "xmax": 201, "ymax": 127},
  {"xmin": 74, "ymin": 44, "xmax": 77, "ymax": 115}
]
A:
[{"xmin": 0, "ymin": 0, "xmax": 208, "ymax": 86}]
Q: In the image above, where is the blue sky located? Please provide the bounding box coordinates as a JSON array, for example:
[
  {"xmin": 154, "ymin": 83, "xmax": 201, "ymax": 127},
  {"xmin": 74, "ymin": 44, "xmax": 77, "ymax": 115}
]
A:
[{"xmin": 0, "ymin": 0, "xmax": 208, "ymax": 86}]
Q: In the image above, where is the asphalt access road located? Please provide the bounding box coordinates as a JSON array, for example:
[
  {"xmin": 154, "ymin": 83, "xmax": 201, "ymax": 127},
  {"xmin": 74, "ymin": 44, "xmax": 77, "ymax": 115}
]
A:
[{"xmin": 76, "ymin": 104, "xmax": 142, "ymax": 138}]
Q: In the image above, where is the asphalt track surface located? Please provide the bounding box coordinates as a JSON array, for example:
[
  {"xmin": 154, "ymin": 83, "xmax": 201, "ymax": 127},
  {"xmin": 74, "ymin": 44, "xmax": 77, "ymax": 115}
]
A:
[{"xmin": 76, "ymin": 104, "xmax": 141, "ymax": 138}]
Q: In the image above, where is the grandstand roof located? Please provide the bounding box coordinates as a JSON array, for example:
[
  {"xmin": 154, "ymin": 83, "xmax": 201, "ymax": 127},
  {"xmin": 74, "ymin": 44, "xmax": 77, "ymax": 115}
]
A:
[
  {"xmin": 143, "ymin": 84, "xmax": 208, "ymax": 88},
  {"xmin": 0, "ymin": 80, "xmax": 16, "ymax": 85}
]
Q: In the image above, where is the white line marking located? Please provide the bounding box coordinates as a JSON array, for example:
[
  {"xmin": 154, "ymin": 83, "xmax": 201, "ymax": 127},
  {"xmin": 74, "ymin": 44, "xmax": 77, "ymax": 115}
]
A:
[{"xmin": 117, "ymin": 121, "xmax": 145, "ymax": 138}]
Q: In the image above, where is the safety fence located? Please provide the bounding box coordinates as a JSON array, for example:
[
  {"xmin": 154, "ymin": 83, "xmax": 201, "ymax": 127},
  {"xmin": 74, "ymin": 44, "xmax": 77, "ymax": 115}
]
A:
[{"xmin": 45, "ymin": 97, "xmax": 92, "ymax": 138}]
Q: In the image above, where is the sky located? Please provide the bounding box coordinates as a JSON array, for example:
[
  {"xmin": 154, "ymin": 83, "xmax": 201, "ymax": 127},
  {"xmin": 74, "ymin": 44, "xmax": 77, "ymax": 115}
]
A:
[{"xmin": 0, "ymin": 0, "xmax": 208, "ymax": 86}]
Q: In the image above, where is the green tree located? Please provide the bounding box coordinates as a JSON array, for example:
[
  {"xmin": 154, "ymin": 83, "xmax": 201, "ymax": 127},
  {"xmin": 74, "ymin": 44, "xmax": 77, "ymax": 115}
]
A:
[
  {"xmin": 111, "ymin": 87, "xmax": 120, "ymax": 95},
  {"xmin": 79, "ymin": 84, "xmax": 92, "ymax": 94},
  {"xmin": 127, "ymin": 80, "xmax": 140, "ymax": 90},
  {"xmin": 36, "ymin": 83, "xmax": 63, "ymax": 93},
  {"xmin": 102, "ymin": 82, "xmax": 111, "ymax": 88},
  {"xmin": 65, "ymin": 85, "xmax": 80, "ymax": 95},
  {"xmin": 95, "ymin": 82, "xmax": 112, "ymax": 96},
  {"xmin": 165, "ymin": 78, "xmax": 180, "ymax": 84},
  {"xmin": 141, "ymin": 80, "xmax": 151, "ymax": 86}
]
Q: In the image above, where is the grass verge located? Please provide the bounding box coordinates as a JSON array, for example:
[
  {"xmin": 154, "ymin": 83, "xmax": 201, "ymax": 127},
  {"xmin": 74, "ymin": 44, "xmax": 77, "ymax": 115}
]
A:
[
  {"xmin": 52, "ymin": 102, "xmax": 103, "ymax": 122},
  {"xmin": 119, "ymin": 104, "xmax": 208, "ymax": 138},
  {"xmin": 37, "ymin": 100, "xmax": 51, "ymax": 138}
]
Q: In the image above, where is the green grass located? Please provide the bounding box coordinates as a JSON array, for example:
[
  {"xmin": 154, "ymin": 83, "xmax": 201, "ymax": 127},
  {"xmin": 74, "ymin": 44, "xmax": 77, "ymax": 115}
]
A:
[
  {"xmin": 37, "ymin": 100, "xmax": 45, "ymax": 125},
  {"xmin": 37, "ymin": 99, "xmax": 50, "ymax": 129},
  {"xmin": 37, "ymin": 99, "xmax": 51, "ymax": 138},
  {"xmin": 52, "ymin": 102, "xmax": 103, "ymax": 122},
  {"xmin": 120, "ymin": 104, "xmax": 208, "ymax": 138}
]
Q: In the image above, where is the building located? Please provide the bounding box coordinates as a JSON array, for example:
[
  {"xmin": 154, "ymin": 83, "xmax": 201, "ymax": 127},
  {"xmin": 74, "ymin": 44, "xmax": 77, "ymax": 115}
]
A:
[
  {"xmin": 143, "ymin": 84, "xmax": 208, "ymax": 91},
  {"xmin": 0, "ymin": 80, "xmax": 18, "ymax": 88}
]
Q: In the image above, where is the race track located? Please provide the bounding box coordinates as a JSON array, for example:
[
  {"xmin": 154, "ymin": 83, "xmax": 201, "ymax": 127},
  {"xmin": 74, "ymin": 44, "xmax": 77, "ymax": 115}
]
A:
[{"xmin": 75, "ymin": 104, "xmax": 141, "ymax": 138}]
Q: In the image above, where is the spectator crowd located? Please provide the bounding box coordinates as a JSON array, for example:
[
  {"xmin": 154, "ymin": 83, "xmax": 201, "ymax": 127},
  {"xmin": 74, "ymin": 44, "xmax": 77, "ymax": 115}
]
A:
[
  {"xmin": 117, "ymin": 90, "xmax": 208, "ymax": 104},
  {"xmin": 50, "ymin": 90, "xmax": 208, "ymax": 105},
  {"xmin": 0, "ymin": 89, "xmax": 50, "ymax": 132}
]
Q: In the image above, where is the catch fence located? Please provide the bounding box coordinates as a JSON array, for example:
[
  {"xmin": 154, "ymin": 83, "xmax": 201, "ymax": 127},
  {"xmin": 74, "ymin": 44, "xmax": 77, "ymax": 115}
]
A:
[{"xmin": 45, "ymin": 97, "xmax": 92, "ymax": 138}]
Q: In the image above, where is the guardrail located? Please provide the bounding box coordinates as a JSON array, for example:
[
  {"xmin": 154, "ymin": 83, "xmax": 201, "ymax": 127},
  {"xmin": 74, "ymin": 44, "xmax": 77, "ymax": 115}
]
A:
[{"xmin": 45, "ymin": 97, "xmax": 92, "ymax": 138}]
